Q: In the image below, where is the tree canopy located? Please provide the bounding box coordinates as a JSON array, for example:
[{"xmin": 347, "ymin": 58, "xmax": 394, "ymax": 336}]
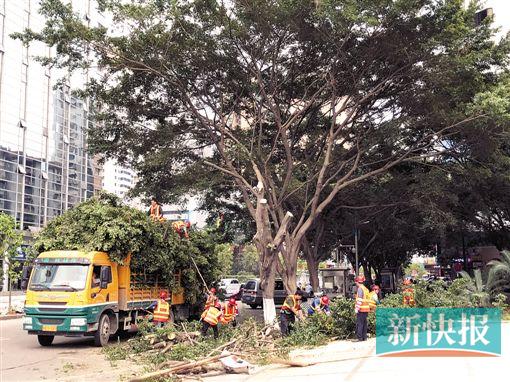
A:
[
  {"xmin": 33, "ymin": 192, "xmax": 222, "ymax": 302},
  {"xmin": 17, "ymin": 0, "xmax": 510, "ymax": 307}
]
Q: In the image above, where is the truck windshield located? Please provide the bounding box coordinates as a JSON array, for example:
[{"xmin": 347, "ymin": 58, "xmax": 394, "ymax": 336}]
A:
[{"xmin": 29, "ymin": 264, "xmax": 89, "ymax": 291}]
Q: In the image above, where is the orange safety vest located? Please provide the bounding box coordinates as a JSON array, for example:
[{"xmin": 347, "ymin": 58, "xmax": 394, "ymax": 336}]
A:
[
  {"xmin": 205, "ymin": 294, "xmax": 218, "ymax": 309},
  {"xmin": 150, "ymin": 204, "xmax": 165, "ymax": 222},
  {"xmin": 355, "ymin": 285, "xmax": 371, "ymax": 313},
  {"xmin": 201, "ymin": 306, "xmax": 222, "ymax": 326},
  {"xmin": 221, "ymin": 304, "xmax": 237, "ymax": 324},
  {"xmin": 153, "ymin": 299, "xmax": 170, "ymax": 322},
  {"xmin": 281, "ymin": 295, "xmax": 300, "ymax": 314},
  {"xmin": 368, "ymin": 291, "xmax": 378, "ymax": 312},
  {"xmin": 403, "ymin": 287, "xmax": 416, "ymax": 307},
  {"xmin": 172, "ymin": 221, "xmax": 189, "ymax": 238}
]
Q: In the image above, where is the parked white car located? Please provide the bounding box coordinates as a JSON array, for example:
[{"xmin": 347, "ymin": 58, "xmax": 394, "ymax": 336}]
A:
[{"xmin": 218, "ymin": 278, "xmax": 241, "ymax": 296}]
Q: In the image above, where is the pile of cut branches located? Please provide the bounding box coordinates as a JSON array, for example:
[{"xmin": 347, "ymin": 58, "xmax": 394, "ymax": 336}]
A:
[{"xmin": 105, "ymin": 319, "xmax": 299, "ymax": 381}]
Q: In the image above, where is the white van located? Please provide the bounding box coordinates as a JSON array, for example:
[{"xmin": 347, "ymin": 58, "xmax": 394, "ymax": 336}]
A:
[{"xmin": 218, "ymin": 278, "xmax": 241, "ymax": 297}]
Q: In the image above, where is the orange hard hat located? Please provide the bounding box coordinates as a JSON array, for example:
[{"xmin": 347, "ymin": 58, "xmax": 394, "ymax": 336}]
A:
[
  {"xmin": 228, "ymin": 298, "xmax": 236, "ymax": 306},
  {"xmin": 210, "ymin": 287, "xmax": 216, "ymax": 294},
  {"xmin": 159, "ymin": 290, "xmax": 168, "ymax": 299},
  {"xmin": 320, "ymin": 296, "xmax": 330, "ymax": 305},
  {"xmin": 355, "ymin": 275, "xmax": 365, "ymax": 283}
]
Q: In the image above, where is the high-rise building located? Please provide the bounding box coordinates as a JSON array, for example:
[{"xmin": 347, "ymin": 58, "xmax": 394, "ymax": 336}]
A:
[
  {"xmin": 0, "ymin": 0, "xmax": 104, "ymax": 232},
  {"xmin": 102, "ymin": 160, "xmax": 137, "ymax": 200}
]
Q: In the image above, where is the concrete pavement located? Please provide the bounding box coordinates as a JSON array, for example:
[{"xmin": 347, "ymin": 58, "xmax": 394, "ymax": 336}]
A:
[
  {"xmin": 0, "ymin": 318, "xmax": 140, "ymax": 381},
  {"xmin": 203, "ymin": 322, "xmax": 510, "ymax": 382},
  {"xmin": 0, "ymin": 292, "xmax": 25, "ymax": 315}
]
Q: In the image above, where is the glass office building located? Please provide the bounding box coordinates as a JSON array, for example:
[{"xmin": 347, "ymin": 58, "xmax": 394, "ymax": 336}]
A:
[{"xmin": 0, "ymin": 0, "xmax": 103, "ymax": 231}]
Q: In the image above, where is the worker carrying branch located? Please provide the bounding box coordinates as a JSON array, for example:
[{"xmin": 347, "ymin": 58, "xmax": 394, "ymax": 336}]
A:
[{"xmin": 280, "ymin": 290, "xmax": 305, "ymax": 337}]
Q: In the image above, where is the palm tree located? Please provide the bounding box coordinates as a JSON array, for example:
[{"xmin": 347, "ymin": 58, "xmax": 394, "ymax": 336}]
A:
[
  {"xmin": 460, "ymin": 269, "xmax": 491, "ymax": 307},
  {"xmin": 487, "ymin": 251, "xmax": 510, "ymax": 294}
]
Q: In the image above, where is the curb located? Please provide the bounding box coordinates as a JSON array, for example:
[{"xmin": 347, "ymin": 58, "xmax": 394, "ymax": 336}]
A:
[{"xmin": 0, "ymin": 314, "xmax": 23, "ymax": 321}]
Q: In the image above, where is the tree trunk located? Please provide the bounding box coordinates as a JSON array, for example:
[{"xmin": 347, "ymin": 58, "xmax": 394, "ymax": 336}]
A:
[
  {"xmin": 305, "ymin": 255, "xmax": 320, "ymax": 292},
  {"xmin": 302, "ymin": 237, "xmax": 320, "ymax": 292},
  {"xmin": 258, "ymin": 249, "xmax": 277, "ymax": 324},
  {"xmin": 280, "ymin": 239, "xmax": 300, "ymax": 294}
]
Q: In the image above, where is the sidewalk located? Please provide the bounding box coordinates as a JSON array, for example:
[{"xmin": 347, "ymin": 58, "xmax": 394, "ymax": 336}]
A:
[{"xmin": 0, "ymin": 292, "xmax": 25, "ymax": 315}]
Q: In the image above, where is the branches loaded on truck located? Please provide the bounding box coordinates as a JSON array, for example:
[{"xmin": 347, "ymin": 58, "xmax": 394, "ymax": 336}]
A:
[
  {"xmin": 21, "ymin": 193, "xmax": 222, "ymax": 346},
  {"xmin": 23, "ymin": 251, "xmax": 185, "ymax": 346}
]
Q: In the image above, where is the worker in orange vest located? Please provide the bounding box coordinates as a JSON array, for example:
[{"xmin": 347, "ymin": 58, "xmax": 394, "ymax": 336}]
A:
[
  {"xmin": 280, "ymin": 290, "xmax": 305, "ymax": 336},
  {"xmin": 172, "ymin": 220, "xmax": 190, "ymax": 238},
  {"xmin": 220, "ymin": 298, "xmax": 239, "ymax": 327},
  {"xmin": 402, "ymin": 278, "xmax": 416, "ymax": 307},
  {"xmin": 149, "ymin": 290, "xmax": 171, "ymax": 328},
  {"xmin": 354, "ymin": 275, "xmax": 370, "ymax": 341},
  {"xmin": 148, "ymin": 197, "xmax": 165, "ymax": 222},
  {"xmin": 200, "ymin": 301, "xmax": 222, "ymax": 339},
  {"xmin": 204, "ymin": 287, "xmax": 218, "ymax": 309},
  {"xmin": 368, "ymin": 284, "xmax": 380, "ymax": 312}
]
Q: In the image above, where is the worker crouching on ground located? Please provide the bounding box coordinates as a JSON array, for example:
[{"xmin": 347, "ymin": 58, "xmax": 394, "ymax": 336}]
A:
[
  {"xmin": 149, "ymin": 290, "xmax": 171, "ymax": 328},
  {"xmin": 368, "ymin": 285, "xmax": 380, "ymax": 312},
  {"xmin": 307, "ymin": 295, "xmax": 331, "ymax": 316},
  {"xmin": 220, "ymin": 298, "xmax": 239, "ymax": 327},
  {"xmin": 354, "ymin": 275, "xmax": 370, "ymax": 341},
  {"xmin": 280, "ymin": 290, "xmax": 305, "ymax": 337}
]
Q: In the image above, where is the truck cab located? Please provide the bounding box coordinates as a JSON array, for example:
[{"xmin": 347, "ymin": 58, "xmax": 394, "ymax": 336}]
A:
[
  {"xmin": 23, "ymin": 250, "xmax": 174, "ymax": 347},
  {"xmin": 23, "ymin": 251, "xmax": 121, "ymax": 346}
]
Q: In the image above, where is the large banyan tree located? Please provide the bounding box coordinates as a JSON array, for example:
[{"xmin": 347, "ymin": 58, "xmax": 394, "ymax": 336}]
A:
[{"xmin": 17, "ymin": 0, "xmax": 510, "ymax": 321}]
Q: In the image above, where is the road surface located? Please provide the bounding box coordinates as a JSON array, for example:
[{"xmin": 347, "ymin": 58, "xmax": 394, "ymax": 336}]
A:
[
  {"xmin": 0, "ymin": 318, "xmax": 139, "ymax": 381},
  {"xmin": 1, "ymin": 309, "xmax": 508, "ymax": 382}
]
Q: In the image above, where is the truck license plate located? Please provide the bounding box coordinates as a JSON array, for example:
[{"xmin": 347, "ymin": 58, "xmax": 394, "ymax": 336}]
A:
[{"xmin": 42, "ymin": 325, "xmax": 57, "ymax": 332}]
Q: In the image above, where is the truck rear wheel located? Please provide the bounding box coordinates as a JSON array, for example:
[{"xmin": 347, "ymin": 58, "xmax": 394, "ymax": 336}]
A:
[
  {"xmin": 94, "ymin": 314, "xmax": 111, "ymax": 347},
  {"xmin": 37, "ymin": 335, "xmax": 54, "ymax": 346}
]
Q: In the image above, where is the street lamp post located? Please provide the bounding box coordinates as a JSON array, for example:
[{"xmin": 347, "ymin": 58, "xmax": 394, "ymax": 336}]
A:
[{"xmin": 354, "ymin": 227, "xmax": 359, "ymax": 276}]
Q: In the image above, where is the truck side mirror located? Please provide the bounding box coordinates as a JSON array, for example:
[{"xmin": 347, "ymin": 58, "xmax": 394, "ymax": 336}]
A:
[
  {"xmin": 100, "ymin": 267, "xmax": 110, "ymax": 289},
  {"xmin": 21, "ymin": 265, "xmax": 33, "ymax": 291}
]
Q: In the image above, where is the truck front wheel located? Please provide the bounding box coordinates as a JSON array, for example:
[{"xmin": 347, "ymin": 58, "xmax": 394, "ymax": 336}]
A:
[
  {"xmin": 94, "ymin": 314, "xmax": 111, "ymax": 347},
  {"xmin": 37, "ymin": 335, "xmax": 54, "ymax": 346}
]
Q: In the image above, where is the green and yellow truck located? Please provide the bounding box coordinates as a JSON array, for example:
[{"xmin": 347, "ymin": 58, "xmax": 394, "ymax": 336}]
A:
[{"xmin": 22, "ymin": 250, "xmax": 185, "ymax": 347}]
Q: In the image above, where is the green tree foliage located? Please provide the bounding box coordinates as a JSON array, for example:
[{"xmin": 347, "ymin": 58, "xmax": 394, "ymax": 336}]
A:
[
  {"xmin": 0, "ymin": 212, "xmax": 23, "ymax": 281},
  {"xmin": 33, "ymin": 192, "xmax": 221, "ymax": 302},
  {"xmin": 214, "ymin": 243, "xmax": 234, "ymax": 276},
  {"xmin": 404, "ymin": 263, "xmax": 427, "ymax": 279},
  {"xmin": 15, "ymin": 0, "xmax": 510, "ymax": 298},
  {"xmin": 232, "ymin": 244, "xmax": 259, "ymax": 276},
  {"xmin": 488, "ymin": 251, "xmax": 510, "ymax": 293}
]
